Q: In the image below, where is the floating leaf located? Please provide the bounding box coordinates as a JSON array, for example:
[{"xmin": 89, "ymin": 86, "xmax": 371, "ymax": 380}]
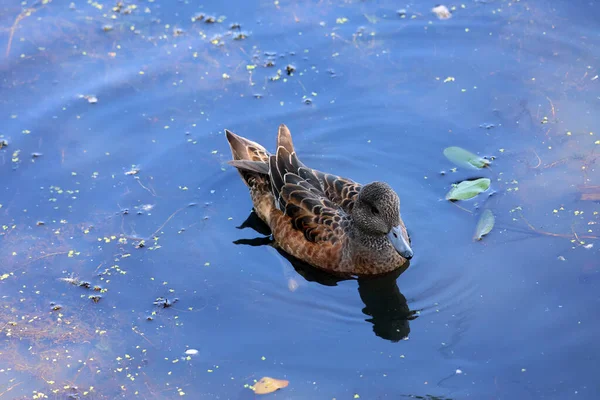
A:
[
  {"xmin": 253, "ymin": 377, "xmax": 289, "ymax": 395},
  {"xmin": 474, "ymin": 209, "xmax": 495, "ymax": 240},
  {"xmin": 443, "ymin": 146, "xmax": 490, "ymax": 169},
  {"xmin": 445, "ymin": 178, "xmax": 491, "ymax": 201}
]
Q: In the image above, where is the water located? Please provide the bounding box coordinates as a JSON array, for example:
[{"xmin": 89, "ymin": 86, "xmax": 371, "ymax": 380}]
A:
[{"xmin": 1, "ymin": 0, "xmax": 599, "ymax": 398}]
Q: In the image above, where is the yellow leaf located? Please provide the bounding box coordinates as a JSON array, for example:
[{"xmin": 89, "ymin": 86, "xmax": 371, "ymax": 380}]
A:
[{"xmin": 253, "ymin": 377, "xmax": 289, "ymax": 395}]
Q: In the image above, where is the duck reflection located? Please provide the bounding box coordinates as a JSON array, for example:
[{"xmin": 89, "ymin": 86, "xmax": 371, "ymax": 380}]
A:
[{"xmin": 234, "ymin": 211, "xmax": 418, "ymax": 342}]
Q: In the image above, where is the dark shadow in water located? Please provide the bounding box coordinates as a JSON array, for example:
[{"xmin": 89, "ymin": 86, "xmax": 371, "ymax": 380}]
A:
[{"xmin": 234, "ymin": 211, "xmax": 418, "ymax": 342}]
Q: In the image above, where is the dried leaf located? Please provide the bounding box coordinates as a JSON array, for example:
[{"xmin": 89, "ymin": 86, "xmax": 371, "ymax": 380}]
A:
[
  {"xmin": 253, "ymin": 377, "xmax": 289, "ymax": 395},
  {"xmin": 474, "ymin": 209, "xmax": 495, "ymax": 240}
]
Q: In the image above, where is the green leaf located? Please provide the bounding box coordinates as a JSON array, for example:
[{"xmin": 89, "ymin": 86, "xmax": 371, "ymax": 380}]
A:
[
  {"xmin": 443, "ymin": 146, "xmax": 490, "ymax": 169},
  {"xmin": 445, "ymin": 178, "xmax": 491, "ymax": 201},
  {"xmin": 474, "ymin": 209, "xmax": 495, "ymax": 240}
]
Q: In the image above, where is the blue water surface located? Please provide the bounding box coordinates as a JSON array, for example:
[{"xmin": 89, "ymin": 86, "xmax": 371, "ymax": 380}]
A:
[{"xmin": 1, "ymin": 0, "xmax": 599, "ymax": 398}]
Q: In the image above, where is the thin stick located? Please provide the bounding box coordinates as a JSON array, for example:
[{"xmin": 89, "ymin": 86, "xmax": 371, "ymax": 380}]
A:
[
  {"xmin": 450, "ymin": 201, "xmax": 473, "ymax": 214},
  {"xmin": 123, "ymin": 204, "xmax": 194, "ymax": 241},
  {"xmin": 6, "ymin": 4, "xmax": 40, "ymax": 57},
  {"xmin": 0, "ymin": 381, "xmax": 22, "ymax": 398},
  {"xmin": 543, "ymin": 157, "xmax": 569, "ymax": 169},
  {"xmin": 149, "ymin": 205, "xmax": 190, "ymax": 238},
  {"xmin": 132, "ymin": 325, "xmax": 154, "ymax": 346},
  {"xmin": 136, "ymin": 178, "xmax": 157, "ymax": 196},
  {"xmin": 531, "ymin": 149, "xmax": 541, "ymax": 169},
  {"xmin": 520, "ymin": 212, "xmax": 598, "ymax": 240},
  {"xmin": 546, "ymin": 96, "xmax": 556, "ymax": 119}
]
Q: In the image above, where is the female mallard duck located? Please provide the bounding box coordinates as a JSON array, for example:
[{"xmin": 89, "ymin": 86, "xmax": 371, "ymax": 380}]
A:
[{"xmin": 226, "ymin": 124, "xmax": 413, "ymax": 275}]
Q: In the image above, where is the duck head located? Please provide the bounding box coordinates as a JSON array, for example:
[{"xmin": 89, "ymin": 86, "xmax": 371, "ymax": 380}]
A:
[{"xmin": 353, "ymin": 182, "xmax": 413, "ymax": 260}]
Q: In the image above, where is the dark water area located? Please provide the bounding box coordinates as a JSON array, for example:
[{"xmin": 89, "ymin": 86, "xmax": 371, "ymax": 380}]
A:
[{"xmin": 1, "ymin": 0, "xmax": 599, "ymax": 398}]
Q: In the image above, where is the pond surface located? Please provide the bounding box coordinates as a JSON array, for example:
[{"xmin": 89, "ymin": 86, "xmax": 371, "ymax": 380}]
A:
[{"xmin": 1, "ymin": 0, "xmax": 599, "ymax": 398}]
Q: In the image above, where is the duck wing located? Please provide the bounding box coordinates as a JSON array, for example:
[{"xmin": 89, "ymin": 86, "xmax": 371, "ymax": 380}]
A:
[
  {"xmin": 269, "ymin": 146, "xmax": 349, "ymax": 243},
  {"xmin": 275, "ymin": 124, "xmax": 362, "ymax": 213},
  {"xmin": 309, "ymin": 170, "xmax": 362, "ymax": 214}
]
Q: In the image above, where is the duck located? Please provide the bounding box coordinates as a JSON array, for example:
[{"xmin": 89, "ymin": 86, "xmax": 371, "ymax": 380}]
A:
[{"xmin": 225, "ymin": 124, "xmax": 413, "ymax": 275}]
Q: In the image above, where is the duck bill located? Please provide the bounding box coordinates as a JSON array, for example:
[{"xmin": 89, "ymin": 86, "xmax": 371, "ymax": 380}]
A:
[{"xmin": 387, "ymin": 226, "xmax": 413, "ymax": 260}]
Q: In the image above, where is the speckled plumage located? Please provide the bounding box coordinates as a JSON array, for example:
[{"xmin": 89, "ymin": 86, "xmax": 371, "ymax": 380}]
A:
[{"xmin": 226, "ymin": 124, "xmax": 412, "ymax": 275}]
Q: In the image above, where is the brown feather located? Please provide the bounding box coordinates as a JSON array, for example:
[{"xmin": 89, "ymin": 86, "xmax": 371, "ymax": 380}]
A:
[{"xmin": 276, "ymin": 124, "xmax": 295, "ymax": 154}]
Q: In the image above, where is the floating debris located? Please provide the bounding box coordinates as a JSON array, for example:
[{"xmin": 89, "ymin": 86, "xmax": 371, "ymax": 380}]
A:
[
  {"xmin": 233, "ymin": 32, "xmax": 248, "ymax": 40},
  {"xmin": 89, "ymin": 295, "xmax": 102, "ymax": 303},
  {"xmin": 79, "ymin": 94, "xmax": 98, "ymax": 104},
  {"xmin": 191, "ymin": 13, "xmax": 204, "ymax": 22},
  {"xmin": 137, "ymin": 204, "xmax": 155, "ymax": 212},
  {"xmin": 432, "ymin": 5, "xmax": 452, "ymax": 20},
  {"xmin": 154, "ymin": 297, "xmax": 178, "ymax": 308},
  {"xmin": 79, "ymin": 281, "xmax": 91, "ymax": 289},
  {"xmin": 59, "ymin": 275, "xmax": 81, "ymax": 286},
  {"xmin": 397, "ymin": 9, "xmax": 407, "ymax": 17},
  {"xmin": 185, "ymin": 349, "xmax": 199, "ymax": 356},
  {"xmin": 173, "ymin": 27, "xmax": 185, "ymax": 36},
  {"xmin": 124, "ymin": 165, "xmax": 140, "ymax": 175}
]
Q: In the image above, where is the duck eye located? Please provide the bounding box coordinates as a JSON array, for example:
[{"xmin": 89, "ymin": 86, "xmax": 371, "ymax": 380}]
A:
[{"xmin": 370, "ymin": 206, "xmax": 379, "ymax": 215}]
